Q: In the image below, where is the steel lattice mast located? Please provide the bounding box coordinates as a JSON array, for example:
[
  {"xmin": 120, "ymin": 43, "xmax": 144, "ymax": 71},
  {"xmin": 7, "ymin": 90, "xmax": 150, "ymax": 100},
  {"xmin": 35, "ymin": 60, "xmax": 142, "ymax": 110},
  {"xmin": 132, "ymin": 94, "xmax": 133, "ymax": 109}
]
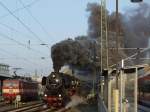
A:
[{"xmin": 100, "ymin": 0, "xmax": 108, "ymax": 72}]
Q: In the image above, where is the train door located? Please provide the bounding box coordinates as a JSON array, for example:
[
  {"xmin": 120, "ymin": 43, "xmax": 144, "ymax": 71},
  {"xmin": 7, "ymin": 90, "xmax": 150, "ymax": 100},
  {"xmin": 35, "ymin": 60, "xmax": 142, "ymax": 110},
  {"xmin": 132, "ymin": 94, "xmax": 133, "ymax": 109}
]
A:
[
  {"xmin": 0, "ymin": 80, "xmax": 2, "ymax": 101},
  {"xmin": 0, "ymin": 80, "xmax": 1, "ymax": 96}
]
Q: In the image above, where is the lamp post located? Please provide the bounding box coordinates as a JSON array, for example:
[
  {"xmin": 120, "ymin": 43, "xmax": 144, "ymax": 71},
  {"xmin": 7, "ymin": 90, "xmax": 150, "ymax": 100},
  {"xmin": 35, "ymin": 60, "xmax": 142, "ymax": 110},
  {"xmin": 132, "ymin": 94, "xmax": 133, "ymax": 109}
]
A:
[
  {"xmin": 115, "ymin": 0, "xmax": 143, "ymax": 89},
  {"xmin": 131, "ymin": 0, "xmax": 143, "ymax": 2},
  {"xmin": 114, "ymin": 0, "xmax": 143, "ymax": 112},
  {"xmin": 40, "ymin": 43, "xmax": 51, "ymax": 58}
]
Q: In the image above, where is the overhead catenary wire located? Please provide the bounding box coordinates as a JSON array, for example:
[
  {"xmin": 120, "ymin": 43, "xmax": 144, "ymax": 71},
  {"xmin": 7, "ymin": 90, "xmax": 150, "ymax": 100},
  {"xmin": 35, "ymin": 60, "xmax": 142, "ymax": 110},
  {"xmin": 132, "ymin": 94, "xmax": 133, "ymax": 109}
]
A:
[
  {"xmin": 0, "ymin": 57, "xmax": 49, "ymax": 60},
  {"xmin": 0, "ymin": 47, "xmax": 49, "ymax": 75},
  {"xmin": 0, "ymin": 22, "xmax": 34, "ymax": 40},
  {"xmin": 0, "ymin": 32, "xmax": 49, "ymax": 56},
  {"xmin": 0, "ymin": 47, "xmax": 46, "ymax": 74},
  {"xmin": 0, "ymin": 32, "xmax": 50, "ymax": 72},
  {"xmin": 0, "ymin": 0, "xmax": 41, "ymax": 19},
  {"xmin": 19, "ymin": 0, "xmax": 53, "ymax": 44},
  {"xmin": 0, "ymin": 22, "xmax": 50, "ymax": 49},
  {"xmin": 0, "ymin": 47, "xmax": 38, "ymax": 66},
  {"xmin": 0, "ymin": 22, "xmax": 51, "ymax": 48},
  {"xmin": 110, "ymin": 47, "xmax": 150, "ymax": 68},
  {"xmin": 0, "ymin": 1, "xmax": 45, "ymax": 43}
]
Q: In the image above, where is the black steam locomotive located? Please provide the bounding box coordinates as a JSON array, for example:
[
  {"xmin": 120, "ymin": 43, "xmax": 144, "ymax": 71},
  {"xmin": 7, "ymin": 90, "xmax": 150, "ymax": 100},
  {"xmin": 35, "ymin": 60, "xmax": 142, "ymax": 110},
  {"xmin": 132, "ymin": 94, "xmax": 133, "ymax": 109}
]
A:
[{"xmin": 42, "ymin": 72, "xmax": 79, "ymax": 107}]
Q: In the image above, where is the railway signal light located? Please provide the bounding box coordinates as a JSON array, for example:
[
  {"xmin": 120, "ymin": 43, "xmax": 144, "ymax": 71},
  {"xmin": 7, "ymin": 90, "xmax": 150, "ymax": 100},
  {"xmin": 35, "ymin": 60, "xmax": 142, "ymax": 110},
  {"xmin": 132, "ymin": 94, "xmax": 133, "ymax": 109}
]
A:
[
  {"xmin": 42, "ymin": 76, "xmax": 47, "ymax": 85},
  {"xmin": 131, "ymin": 0, "xmax": 143, "ymax": 2}
]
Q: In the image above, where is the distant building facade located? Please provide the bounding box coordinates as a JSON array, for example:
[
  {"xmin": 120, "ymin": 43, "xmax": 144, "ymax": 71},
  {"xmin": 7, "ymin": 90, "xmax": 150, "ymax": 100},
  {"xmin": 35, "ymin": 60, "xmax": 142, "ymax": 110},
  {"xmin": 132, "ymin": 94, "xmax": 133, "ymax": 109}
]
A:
[{"xmin": 0, "ymin": 63, "xmax": 11, "ymax": 78}]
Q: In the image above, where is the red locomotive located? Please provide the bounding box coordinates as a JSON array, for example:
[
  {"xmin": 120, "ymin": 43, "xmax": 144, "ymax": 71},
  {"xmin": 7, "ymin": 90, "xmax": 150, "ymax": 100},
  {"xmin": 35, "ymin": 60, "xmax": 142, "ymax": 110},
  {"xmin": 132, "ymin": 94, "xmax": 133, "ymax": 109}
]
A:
[{"xmin": 2, "ymin": 77, "xmax": 38, "ymax": 103}]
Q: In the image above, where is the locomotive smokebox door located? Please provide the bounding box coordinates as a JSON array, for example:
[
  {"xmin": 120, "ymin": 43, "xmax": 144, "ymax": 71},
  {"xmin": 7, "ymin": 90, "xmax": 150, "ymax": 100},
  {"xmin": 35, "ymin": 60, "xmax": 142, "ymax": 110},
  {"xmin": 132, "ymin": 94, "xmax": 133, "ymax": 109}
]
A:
[{"xmin": 42, "ymin": 77, "xmax": 47, "ymax": 85}]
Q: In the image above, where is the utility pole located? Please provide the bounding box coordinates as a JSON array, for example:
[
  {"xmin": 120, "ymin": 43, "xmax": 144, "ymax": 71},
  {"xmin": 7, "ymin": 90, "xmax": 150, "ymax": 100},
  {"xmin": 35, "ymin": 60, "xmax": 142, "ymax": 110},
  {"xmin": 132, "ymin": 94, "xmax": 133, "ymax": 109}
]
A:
[
  {"xmin": 100, "ymin": 0, "xmax": 108, "ymax": 70},
  {"xmin": 100, "ymin": 0, "xmax": 108, "ymax": 96},
  {"xmin": 113, "ymin": 1, "xmax": 120, "ymax": 112},
  {"xmin": 100, "ymin": 1, "xmax": 109, "ymax": 112},
  {"xmin": 116, "ymin": 0, "xmax": 119, "ymax": 89}
]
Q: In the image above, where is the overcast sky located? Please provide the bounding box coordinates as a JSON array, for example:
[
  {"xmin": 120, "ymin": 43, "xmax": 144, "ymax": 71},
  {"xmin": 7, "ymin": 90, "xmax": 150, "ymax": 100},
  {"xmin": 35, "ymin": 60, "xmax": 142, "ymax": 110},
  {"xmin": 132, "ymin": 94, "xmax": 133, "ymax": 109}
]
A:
[{"xmin": 0, "ymin": 0, "xmax": 149, "ymax": 76}]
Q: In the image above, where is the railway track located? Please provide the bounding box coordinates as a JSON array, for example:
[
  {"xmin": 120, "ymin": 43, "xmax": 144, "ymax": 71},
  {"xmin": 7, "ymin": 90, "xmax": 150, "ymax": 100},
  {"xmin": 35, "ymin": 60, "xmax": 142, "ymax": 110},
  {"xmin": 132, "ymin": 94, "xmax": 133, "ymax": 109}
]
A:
[
  {"xmin": 40, "ymin": 108, "xmax": 70, "ymax": 112},
  {"xmin": 0, "ymin": 100, "xmax": 72, "ymax": 112},
  {"xmin": 0, "ymin": 101, "xmax": 42, "ymax": 112},
  {"xmin": 0, "ymin": 101, "xmax": 7, "ymax": 107},
  {"xmin": 8, "ymin": 103, "xmax": 44, "ymax": 112},
  {"xmin": 0, "ymin": 103, "xmax": 71, "ymax": 112}
]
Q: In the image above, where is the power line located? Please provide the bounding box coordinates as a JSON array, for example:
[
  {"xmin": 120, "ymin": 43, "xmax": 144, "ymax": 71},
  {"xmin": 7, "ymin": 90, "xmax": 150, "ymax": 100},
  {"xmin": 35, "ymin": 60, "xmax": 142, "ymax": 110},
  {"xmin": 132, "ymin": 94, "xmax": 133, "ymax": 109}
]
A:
[
  {"xmin": 0, "ymin": 22, "xmax": 50, "ymax": 49},
  {"xmin": 0, "ymin": 32, "xmax": 48, "ymax": 56},
  {"xmin": 19, "ymin": 0, "xmax": 53, "ymax": 43},
  {"xmin": 0, "ymin": 43, "xmax": 50, "ymax": 46},
  {"xmin": 0, "ymin": 47, "xmax": 38, "ymax": 66},
  {"xmin": 0, "ymin": 46, "xmax": 49, "ymax": 75},
  {"xmin": 110, "ymin": 47, "xmax": 150, "ymax": 68},
  {"xmin": 0, "ymin": 0, "xmax": 41, "ymax": 19},
  {"xmin": 0, "ymin": 48, "xmax": 48, "ymax": 74},
  {"xmin": 0, "ymin": 57, "xmax": 49, "ymax": 60},
  {"xmin": 0, "ymin": 1, "xmax": 45, "ymax": 43},
  {"xmin": 0, "ymin": 22, "xmax": 33, "ymax": 40},
  {"xmin": 0, "ymin": 32, "xmax": 27, "ymax": 48}
]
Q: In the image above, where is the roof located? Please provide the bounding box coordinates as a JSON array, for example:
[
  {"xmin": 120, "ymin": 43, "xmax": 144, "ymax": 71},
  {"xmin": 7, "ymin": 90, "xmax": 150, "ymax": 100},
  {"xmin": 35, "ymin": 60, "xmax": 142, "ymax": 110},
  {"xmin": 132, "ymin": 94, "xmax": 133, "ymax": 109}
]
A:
[
  {"xmin": 109, "ymin": 64, "xmax": 146, "ymax": 75},
  {"xmin": 0, "ymin": 74, "xmax": 12, "ymax": 78}
]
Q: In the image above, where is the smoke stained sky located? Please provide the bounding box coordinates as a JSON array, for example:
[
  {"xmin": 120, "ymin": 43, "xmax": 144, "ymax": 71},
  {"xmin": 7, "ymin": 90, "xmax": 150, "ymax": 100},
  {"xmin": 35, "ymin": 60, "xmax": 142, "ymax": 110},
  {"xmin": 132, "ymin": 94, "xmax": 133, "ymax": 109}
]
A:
[{"xmin": 0, "ymin": 0, "xmax": 150, "ymax": 75}]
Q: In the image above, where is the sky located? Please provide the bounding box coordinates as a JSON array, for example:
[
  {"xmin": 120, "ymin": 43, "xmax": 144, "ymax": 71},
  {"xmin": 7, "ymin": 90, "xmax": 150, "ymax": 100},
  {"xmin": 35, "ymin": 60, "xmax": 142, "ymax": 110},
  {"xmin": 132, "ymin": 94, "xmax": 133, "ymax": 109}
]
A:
[{"xmin": 0, "ymin": 0, "xmax": 149, "ymax": 76}]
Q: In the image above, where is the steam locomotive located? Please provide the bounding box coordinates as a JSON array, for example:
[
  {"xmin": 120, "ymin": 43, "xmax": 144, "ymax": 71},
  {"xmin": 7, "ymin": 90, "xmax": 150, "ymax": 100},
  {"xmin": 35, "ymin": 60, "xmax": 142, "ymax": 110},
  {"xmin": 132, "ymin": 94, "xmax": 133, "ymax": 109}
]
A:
[
  {"xmin": 2, "ymin": 76, "xmax": 38, "ymax": 103},
  {"xmin": 42, "ymin": 72, "xmax": 79, "ymax": 107}
]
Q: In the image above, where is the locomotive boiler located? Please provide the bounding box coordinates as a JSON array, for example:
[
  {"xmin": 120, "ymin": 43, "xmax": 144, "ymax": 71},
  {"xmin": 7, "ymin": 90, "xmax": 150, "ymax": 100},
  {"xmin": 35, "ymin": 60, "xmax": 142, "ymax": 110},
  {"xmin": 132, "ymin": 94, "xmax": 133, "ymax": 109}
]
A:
[{"xmin": 42, "ymin": 72, "xmax": 79, "ymax": 107}]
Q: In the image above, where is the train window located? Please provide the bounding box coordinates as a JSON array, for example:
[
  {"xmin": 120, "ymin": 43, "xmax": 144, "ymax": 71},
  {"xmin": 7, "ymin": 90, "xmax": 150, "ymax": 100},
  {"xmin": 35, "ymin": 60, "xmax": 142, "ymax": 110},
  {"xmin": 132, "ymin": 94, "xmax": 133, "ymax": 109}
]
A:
[
  {"xmin": 3, "ymin": 82, "xmax": 13, "ymax": 87},
  {"xmin": 13, "ymin": 82, "xmax": 18, "ymax": 87},
  {"xmin": 3, "ymin": 81, "xmax": 18, "ymax": 87}
]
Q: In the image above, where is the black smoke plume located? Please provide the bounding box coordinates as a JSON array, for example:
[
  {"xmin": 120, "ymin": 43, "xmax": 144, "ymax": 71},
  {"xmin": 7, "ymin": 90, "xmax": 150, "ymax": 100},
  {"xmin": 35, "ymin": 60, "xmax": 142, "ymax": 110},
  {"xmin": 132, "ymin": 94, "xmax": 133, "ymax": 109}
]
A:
[
  {"xmin": 123, "ymin": 3, "xmax": 150, "ymax": 64},
  {"xmin": 51, "ymin": 37, "xmax": 95, "ymax": 72},
  {"xmin": 51, "ymin": 2, "xmax": 150, "ymax": 72},
  {"xmin": 123, "ymin": 3, "xmax": 150, "ymax": 48}
]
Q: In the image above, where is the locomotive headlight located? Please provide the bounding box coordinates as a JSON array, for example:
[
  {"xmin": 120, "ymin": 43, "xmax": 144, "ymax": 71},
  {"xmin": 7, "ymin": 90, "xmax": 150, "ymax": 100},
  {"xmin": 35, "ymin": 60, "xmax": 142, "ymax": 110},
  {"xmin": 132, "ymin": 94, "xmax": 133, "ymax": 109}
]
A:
[
  {"xmin": 55, "ymin": 79, "xmax": 59, "ymax": 83},
  {"xmin": 58, "ymin": 94, "xmax": 61, "ymax": 97},
  {"xmin": 52, "ymin": 75, "xmax": 55, "ymax": 78},
  {"xmin": 44, "ymin": 94, "xmax": 47, "ymax": 97}
]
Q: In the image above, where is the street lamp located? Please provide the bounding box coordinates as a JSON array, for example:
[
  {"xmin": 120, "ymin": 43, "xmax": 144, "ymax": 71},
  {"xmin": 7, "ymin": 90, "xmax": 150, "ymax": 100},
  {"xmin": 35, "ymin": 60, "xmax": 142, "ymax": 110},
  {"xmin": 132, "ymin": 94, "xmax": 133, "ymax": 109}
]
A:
[
  {"xmin": 115, "ymin": 0, "xmax": 143, "ymax": 88},
  {"xmin": 131, "ymin": 0, "xmax": 143, "ymax": 2},
  {"xmin": 40, "ymin": 43, "xmax": 48, "ymax": 46},
  {"xmin": 40, "ymin": 43, "xmax": 50, "ymax": 49},
  {"xmin": 114, "ymin": 0, "xmax": 143, "ymax": 112},
  {"xmin": 40, "ymin": 43, "xmax": 51, "ymax": 58}
]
